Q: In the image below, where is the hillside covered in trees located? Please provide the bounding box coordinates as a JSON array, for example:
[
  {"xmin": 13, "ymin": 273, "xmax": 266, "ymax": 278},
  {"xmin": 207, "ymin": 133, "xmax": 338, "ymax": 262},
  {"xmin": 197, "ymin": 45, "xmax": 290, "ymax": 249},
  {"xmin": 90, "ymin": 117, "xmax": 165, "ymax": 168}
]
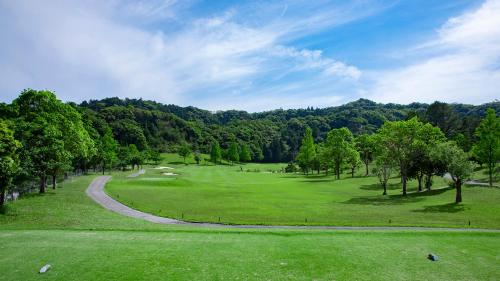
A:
[
  {"xmin": 1, "ymin": 89, "xmax": 499, "ymax": 207},
  {"xmin": 78, "ymin": 96, "xmax": 499, "ymax": 163}
]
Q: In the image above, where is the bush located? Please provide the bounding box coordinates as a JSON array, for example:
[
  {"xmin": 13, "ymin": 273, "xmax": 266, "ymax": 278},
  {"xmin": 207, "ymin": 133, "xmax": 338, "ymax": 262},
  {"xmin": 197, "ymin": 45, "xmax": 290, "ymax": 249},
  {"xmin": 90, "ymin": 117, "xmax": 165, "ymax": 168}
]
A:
[{"xmin": 285, "ymin": 162, "xmax": 299, "ymax": 173}]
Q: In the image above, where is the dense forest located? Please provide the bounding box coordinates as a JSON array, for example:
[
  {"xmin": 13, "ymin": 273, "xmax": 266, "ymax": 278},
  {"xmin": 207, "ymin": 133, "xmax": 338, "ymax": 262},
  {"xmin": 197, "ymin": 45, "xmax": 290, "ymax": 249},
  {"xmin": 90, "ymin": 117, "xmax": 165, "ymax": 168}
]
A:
[
  {"xmin": 1, "ymin": 90, "xmax": 498, "ymax": 165},
  {"xmin": 1, "ymin": 89, "xmax": 499, "ymax": 206},
  {"xmin": 78, "ymin": 96, "xmax": 499, "ymax": 163}
]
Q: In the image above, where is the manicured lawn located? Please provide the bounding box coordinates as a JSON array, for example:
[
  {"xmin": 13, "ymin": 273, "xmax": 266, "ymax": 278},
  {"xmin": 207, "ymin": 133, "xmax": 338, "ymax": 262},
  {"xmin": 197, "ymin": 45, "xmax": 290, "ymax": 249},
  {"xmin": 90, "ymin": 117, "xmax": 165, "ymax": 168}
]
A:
[
  {"xmin": 1, "ymin": 229, "xmax": 499, "ymax": 281},
  {"xmin": 0, "ymin": 174, "xmax": 169, "ymax": 231},
  {"xmin": 105, "ymin": 156, "xmax": 500, "ymax": 228},
  {"xmin": 1, "ymin": 169, "xmax": 499, "ymax": 280}
]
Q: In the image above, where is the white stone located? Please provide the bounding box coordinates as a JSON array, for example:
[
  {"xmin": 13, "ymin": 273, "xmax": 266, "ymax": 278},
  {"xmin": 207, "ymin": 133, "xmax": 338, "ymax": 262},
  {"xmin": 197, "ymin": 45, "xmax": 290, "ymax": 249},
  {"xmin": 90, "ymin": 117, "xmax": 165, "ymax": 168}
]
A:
[{"xmin": 39, "ymin": 264, "xmax": 51, "ymax": 273}]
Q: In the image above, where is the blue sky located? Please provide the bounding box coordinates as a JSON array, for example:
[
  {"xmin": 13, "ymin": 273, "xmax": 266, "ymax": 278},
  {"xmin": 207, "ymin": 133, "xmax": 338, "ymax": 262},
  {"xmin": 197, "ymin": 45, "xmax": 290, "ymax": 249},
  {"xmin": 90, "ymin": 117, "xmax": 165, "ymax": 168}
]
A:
[{"xmin": 0, "ymin": 0, "xmax": 499, "ymax": 111}]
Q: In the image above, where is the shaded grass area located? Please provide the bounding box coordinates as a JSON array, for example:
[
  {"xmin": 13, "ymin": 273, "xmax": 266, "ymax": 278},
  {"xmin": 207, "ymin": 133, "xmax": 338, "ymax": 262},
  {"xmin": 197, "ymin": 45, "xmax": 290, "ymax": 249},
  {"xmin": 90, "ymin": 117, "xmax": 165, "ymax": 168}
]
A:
[
  {"xmin": 0, "ymin": 230, "xmax": 499, "ymax": 281},
  {"xmin": 106, "ymin": 157, "xmax": 500, "ymax": 228}
]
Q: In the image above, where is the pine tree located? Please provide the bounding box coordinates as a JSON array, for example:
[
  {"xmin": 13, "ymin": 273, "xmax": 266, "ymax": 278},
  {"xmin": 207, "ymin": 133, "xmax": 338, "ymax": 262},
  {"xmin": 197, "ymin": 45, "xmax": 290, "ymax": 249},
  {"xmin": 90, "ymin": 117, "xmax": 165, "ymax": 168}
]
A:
[
  {"xmin": 296, "ymin": 127, "xmax": 316, "ymax": 175},
  {"xmin": 239, "ymin": 144, "xmax": 252, "ymax": 162},
  {"xmin": 228, "ymin": 142, "xmax": 239, "ymax": 164},
  {"xmin": 210, "ymin": 141, "xmax": 222, "ymax": 165}
]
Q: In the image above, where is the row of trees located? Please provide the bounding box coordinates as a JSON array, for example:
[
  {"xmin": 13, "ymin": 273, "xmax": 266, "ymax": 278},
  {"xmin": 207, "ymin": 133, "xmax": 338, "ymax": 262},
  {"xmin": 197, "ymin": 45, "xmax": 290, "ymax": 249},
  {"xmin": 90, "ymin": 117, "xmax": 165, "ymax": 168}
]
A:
[
  {"xmin": 0, "ymin": 90, "xmax": 163, "ymax": 207},
  {"xmin": 295, "ymin": 109, "xmax": 500, "ymax": 203},
  {"xmin": 208, "ymin": 141, "xmax": 252, "ymax": 165}
]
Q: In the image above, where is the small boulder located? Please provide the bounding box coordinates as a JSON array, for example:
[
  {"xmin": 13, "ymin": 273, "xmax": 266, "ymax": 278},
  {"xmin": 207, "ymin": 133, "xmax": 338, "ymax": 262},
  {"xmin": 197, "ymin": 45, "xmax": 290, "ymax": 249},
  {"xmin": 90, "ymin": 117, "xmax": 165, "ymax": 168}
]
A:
[
  {"xmin": 427, "ymin": 254, "xmax": 439, "ymax": 261},
  {"xmin": 39, "ymin": 264, "xmax": 51, "ymax": 273}
]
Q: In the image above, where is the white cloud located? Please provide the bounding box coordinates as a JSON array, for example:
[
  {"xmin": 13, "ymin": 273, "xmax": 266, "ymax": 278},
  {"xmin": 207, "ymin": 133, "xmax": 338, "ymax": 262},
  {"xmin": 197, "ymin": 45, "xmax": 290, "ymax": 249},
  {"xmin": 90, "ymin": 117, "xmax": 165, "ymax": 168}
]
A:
[
  {"xmin": 270, "ymin": 46, "xmax": 361, "ymax": 79},
  {"xmin": 0, "ymin": 0, "xmax": 369, "ymax": 109},
  {"xmin": 369, "ymin": 0, "xmax": 500, "ymax": 104}
]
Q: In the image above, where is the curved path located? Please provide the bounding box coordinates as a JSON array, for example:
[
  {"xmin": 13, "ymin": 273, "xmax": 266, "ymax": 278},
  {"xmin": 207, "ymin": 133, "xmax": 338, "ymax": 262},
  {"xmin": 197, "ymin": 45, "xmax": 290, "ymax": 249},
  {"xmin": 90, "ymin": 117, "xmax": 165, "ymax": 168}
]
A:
[{"xmin": 86, "ymin": 176, "xmax": 500, "ymax": 232}]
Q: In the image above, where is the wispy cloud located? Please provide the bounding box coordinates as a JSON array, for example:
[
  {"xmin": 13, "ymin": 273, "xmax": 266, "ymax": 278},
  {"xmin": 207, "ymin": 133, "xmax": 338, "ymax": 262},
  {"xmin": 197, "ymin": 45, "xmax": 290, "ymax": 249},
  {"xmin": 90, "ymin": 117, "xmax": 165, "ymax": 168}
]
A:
[
  {"xmin": 368, "ymin": 0, "xmax": 500, "ymax": 104},
  {"xmin": 2, "ymin": 0, "xmax": 494, "ymax": 111},
  {"xmin": 0, "ymin": 0, "xmax": 378, "ymax": 110}
]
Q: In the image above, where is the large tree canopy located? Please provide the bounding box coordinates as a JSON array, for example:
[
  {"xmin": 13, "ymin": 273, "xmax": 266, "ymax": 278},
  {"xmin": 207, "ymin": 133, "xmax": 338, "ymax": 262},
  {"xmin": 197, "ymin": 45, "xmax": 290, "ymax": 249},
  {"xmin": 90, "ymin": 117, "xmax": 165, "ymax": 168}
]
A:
[{"xmin": 473, "ymin": 109, "xmax": 500, "ymax": 187}]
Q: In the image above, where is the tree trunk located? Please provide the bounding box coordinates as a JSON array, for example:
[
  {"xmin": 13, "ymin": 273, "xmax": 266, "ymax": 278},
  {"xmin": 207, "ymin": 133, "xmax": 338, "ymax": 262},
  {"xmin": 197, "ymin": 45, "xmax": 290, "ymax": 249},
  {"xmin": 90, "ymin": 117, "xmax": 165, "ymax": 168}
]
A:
[
  {"xmin": 402, "ymin": 173, "xmax": 407, "ymax": 196},
  {"xmin": 417, "ymin": 173, "xmax": 423, "ymax": 192},
  {"xmin": 351, "ymin": 168, "xmax": 355, "ymax": 178},
  {"xmin": 0, "ymin": 187, "xmax": 5, "ymax": 207},
  {"xmin": 425, "ymin": 175, "xmax": 432, "ymax": 191},
  {"xmin": 39, "ymin": 176, "xmax": 46, "ymax": 194},
  {"xmin": 383, "ymin": 182, "xmax": 387, "ymax": 195},
  {"xmin": 455, "ymin": 179, "xmax": 462, "ymax": 203},
  {"xmin": 102, "ymin": 161, "xmax": 105, "ymax": 175},
  {"xmin": 52, "ymin": 174, "xmax": 56, "ymax": 189},
  {"xmin": 489, "ymin": 162, "xmax": 493, "ymax": 187},
  {"xmin": 365, "ymin": 161, "xmax": 369, "ymax": 176}
]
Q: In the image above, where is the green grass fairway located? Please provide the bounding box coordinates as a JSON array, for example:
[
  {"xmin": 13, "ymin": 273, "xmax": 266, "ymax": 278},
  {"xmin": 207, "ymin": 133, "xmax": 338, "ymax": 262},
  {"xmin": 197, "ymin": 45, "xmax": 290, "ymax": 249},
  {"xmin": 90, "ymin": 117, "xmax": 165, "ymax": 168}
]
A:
[
  {"xmin": 105, "ymin": 156, "xmax": 500, "ymax": 228},
  {"xmin": 1, "ymin": 230, "xmax": 499, "ymax": 281},
  {"xmin": 1, "ymin": 171, "xmax": 499, "ymax": 280}
]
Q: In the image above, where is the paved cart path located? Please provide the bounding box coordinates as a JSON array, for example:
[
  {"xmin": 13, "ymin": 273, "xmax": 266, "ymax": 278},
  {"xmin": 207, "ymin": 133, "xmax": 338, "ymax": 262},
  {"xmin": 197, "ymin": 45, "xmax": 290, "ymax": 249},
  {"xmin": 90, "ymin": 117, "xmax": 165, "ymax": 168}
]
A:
[{"xmin": 86, "ymin": 176, "xmax": 500, "ymax": 232}]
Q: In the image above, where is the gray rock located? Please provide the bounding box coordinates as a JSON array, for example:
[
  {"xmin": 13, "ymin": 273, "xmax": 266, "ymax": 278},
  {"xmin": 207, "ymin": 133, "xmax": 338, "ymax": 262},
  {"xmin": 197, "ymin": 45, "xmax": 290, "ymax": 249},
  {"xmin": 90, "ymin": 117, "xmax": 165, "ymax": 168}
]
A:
[
  {"xmin": 428, "ymin": 254, "xmax": 439, "ymax": 261},
  {"xmin": 39, "ymin": 264, "xmax": 51, "ymax": 273}
]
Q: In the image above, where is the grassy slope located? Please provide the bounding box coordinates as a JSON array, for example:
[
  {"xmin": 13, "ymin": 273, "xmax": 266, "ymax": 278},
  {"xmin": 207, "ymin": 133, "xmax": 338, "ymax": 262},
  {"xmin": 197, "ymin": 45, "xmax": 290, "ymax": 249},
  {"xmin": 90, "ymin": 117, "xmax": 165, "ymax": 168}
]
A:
[
  {"xmin": 105, "ymin": 155, "xmax": 500, "ymax": 228},
  {"xmin": 0, "ymin": 163, "xmax": 499, "ymax": 280},
  {"xmin": 1, "ymin": 230, "xmax": 499, "ymax": 281}
]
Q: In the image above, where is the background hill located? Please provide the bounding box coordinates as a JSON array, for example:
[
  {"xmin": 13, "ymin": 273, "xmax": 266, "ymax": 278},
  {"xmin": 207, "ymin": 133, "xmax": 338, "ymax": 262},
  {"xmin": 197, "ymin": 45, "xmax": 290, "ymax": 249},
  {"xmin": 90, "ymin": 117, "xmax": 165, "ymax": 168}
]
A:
[{"xmin": 79, "ymin": 98, "xmax": 500, "ymax": 163}]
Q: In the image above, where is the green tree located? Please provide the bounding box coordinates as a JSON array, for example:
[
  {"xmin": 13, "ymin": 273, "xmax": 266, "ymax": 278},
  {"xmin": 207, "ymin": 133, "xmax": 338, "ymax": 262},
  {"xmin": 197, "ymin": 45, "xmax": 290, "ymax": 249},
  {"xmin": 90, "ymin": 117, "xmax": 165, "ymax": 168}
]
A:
[
  {"xmin": 326, "ymin": 127, "xmax": 354, "ymax": 179},
  {"xmin": 178, "ymin": 144, "xmax": 192, "ymax": 164},
  {"xmin": 317, "ymin": 143, "xmax": 332, "ymax": 175},
  {"xmin": 210, "ymin": 141, "xmax": 222, "ymax": 164},
  {"xmin": 239, "ymin": 144, "xmax": 252, "ymax": 162},
  {"xmin": 377, "ymin": 117, "xmax": 428, "ymax": 196},
  {"xmin": 407, "ymin": 123, "xmax": 446, "ymax": 191},
  {"xmin": 18, "ymin": 118, "xmax": 65, "ymax": 193},
  {"xmin": 13, "ymin": 89, "xmax": 94, "ymax": 189},
  {"xmin": 355, "ymin": 134, "xmax": 375, "ymax": 176},
  {"xmin": 117, "ymin": 146, "xmax": 131, "ymax": 171},
  {"xmin": 100, "ymin": 128, "xmax": 118, "ymax": 174},
  {"xmin": 374, "ymin": 159, "xmax": 394, "ymax": 197},
  {"xmin": 473, "ymin": 108, "xmax": 500, "ymax": 187},
  {"xmin": 228, "ymin": 142, "xmax": 240, "ymax": 164},
  {"xmin": 296, "ymin": 127, "xmax": 316, "ymax": 175},
  {"xmin": 128, "ymin": 144, "xmax": 143, "ymax": 169},
  {"xmin": 431, "ymin": 142, "xmax": 474, "ymax": 203},
  {"xmin": 0, "ymin": 120, "xmax": 21, "ymax": 207},
  {"xmin": 346, "ymin": 147, "xmax": 361, "ymax": 178},
  {"xmin": 424, "ymin": 101, "xmax": 460, "ymax": 137},
  {"xmin": 194, "ymin": 150, "xmax": 201, "ymax": 165}
]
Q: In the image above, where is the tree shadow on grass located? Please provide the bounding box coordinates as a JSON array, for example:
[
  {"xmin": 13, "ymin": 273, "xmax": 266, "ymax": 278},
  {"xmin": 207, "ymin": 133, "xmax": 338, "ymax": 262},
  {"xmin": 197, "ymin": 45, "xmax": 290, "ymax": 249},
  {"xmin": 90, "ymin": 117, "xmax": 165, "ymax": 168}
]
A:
[
  {"xmin": 21, "ymin": 192, "xmax": 56, "ymax": 199},
  {"xmin": 342, "ymin": 194, "xmax": 424, "ymax": 205},
  {"xmin": 342, "ymin": 188, "xmax": 451, "ymax": 206},
  {"xmin": 302, "ymin": 179, "xmax": 335, "ymax": 183},
  {"xmin": 359, "ymin": 182, "xmax": 401, "ymax": 191},
  {"xmin": 412, "ymin": 202, "xmax": 469, "ymax": 213}
]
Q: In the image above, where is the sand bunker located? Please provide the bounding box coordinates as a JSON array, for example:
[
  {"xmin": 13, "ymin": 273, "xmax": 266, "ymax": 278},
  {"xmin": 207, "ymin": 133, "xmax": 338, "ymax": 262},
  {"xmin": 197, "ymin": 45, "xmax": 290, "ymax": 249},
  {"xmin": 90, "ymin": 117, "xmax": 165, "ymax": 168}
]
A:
[
  {"xmin": 154, "ymin": 166, "xmax": 175, "ymax": 170},
  {"xmin": 162, "ymin": 172, "xmax": 178, "ymax": 176}
]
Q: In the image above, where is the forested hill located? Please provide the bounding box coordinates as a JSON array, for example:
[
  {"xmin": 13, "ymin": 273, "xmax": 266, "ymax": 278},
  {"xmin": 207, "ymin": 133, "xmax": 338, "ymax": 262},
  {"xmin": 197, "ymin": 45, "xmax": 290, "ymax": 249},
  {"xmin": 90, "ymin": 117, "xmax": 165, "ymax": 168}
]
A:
[{"xmin": 79, "ymin": 97, "xmax": 500, "ymax": 163}]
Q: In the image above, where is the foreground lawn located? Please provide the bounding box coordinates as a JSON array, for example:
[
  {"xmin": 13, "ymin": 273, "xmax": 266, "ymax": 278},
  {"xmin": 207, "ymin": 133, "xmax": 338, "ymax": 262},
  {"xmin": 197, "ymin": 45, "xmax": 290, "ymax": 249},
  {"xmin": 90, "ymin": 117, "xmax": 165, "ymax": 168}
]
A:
[
  {"xmin": 1, "ymin": 229, "xmax": 499, "ymax": 281},
  {"xmin": 106, "ymin": 159, "xmax": 500, "ymax": 228},
  {"xmin": 1, "ymin": 170, "xmax": 499, "ymax": 280}
]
